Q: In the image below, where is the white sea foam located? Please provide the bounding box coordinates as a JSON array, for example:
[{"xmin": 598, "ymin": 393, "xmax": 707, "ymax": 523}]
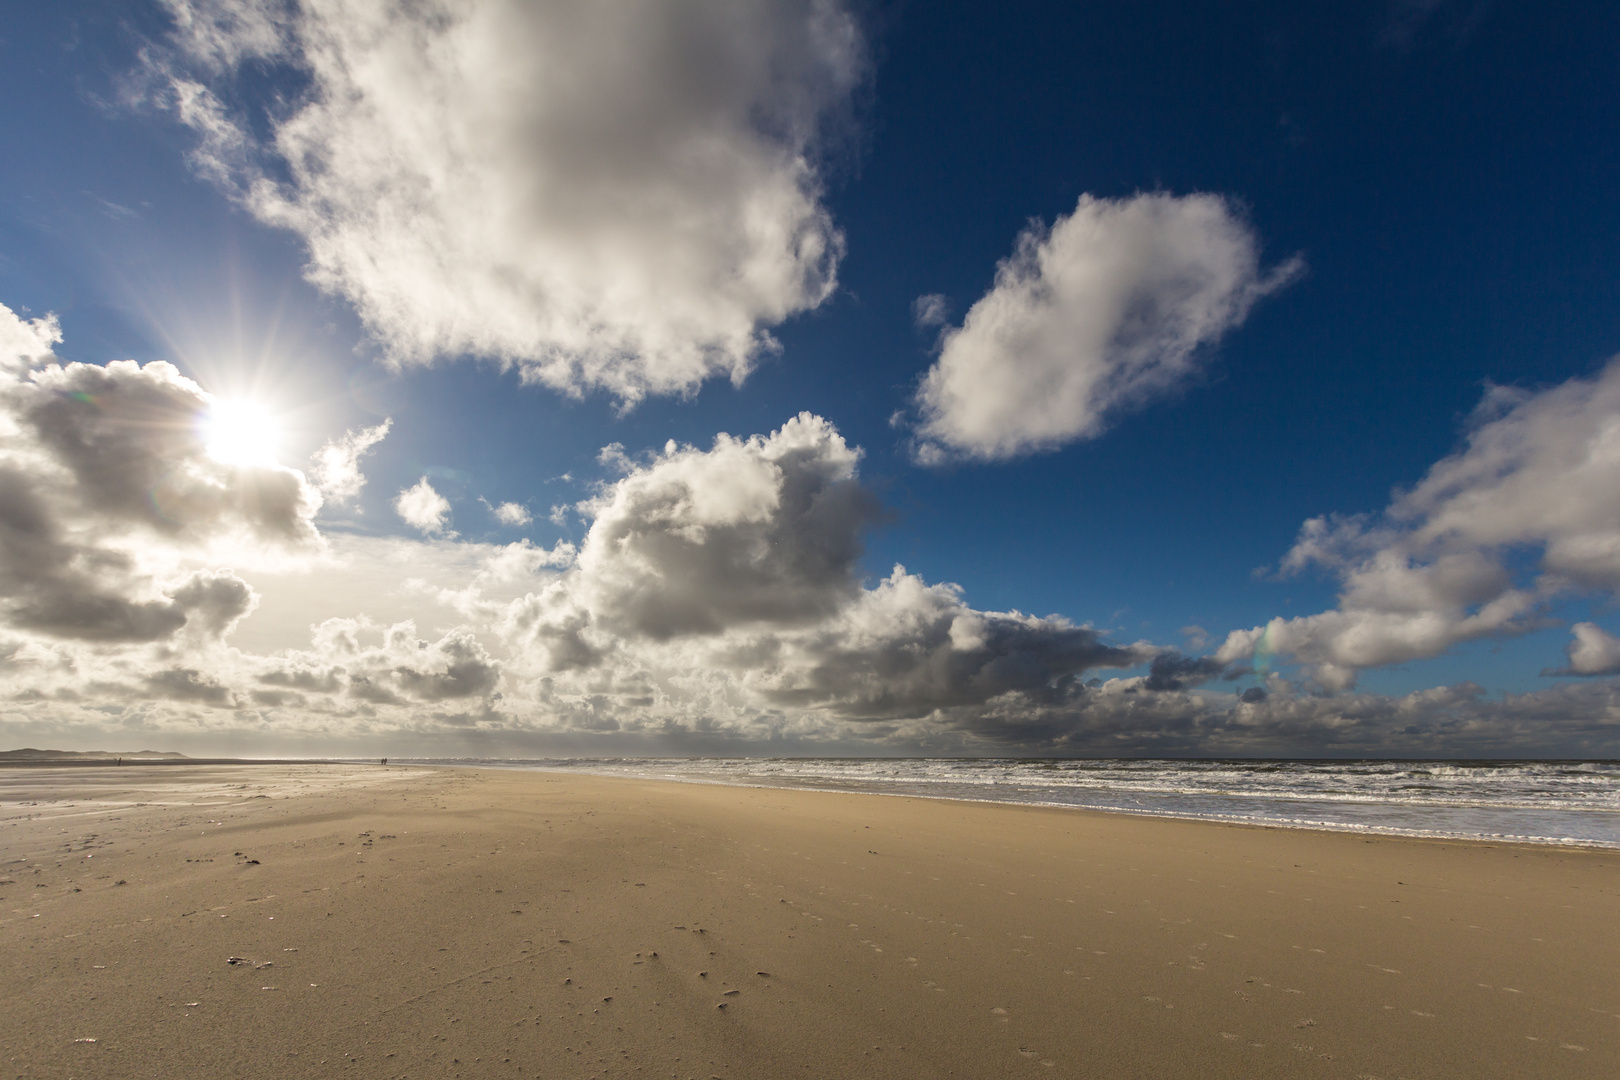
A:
[{"xmin": 394, "ymin": 757, "xmax": 1620, "ymax": 848}]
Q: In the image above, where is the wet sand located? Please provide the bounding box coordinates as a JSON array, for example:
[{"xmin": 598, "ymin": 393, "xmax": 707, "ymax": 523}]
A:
[{"xmin": 1, "ymin": 764, "xmax": 1615, "ymax": 1079}]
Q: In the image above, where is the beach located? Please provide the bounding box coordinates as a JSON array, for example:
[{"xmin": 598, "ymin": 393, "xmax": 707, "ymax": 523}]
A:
[{"xmin": 2, "ymin": 765, "xmax": 1615, "ymax": 1079}]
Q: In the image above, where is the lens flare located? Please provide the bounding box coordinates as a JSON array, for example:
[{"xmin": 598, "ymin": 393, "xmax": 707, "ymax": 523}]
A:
[
  {"xmin": 202, "ymin": 397, "xmax": 283, "ymax": 467},
  {"xmin": 1252, "ymin": 619, "xmax": 1280, "ymax": 679}
]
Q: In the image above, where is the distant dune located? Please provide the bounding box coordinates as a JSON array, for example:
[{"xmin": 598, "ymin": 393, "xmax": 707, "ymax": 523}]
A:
[{"xmin": 0, "ymin": 748, "xmax": 189, "ymax": 761}]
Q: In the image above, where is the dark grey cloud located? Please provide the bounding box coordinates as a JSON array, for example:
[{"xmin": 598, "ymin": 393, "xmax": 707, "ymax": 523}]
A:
[
  {"xmin": 257, "ymin": 618, "xmax": 503, "ymax": 709},
  {"xmin": 499, "ymin": 585, "xmax": 601, "ymax": 674},
  {"xmin": 250, "ymin": 688, "xmax": 305, "ymax": 708},
  {"xmin": 1142, "ymin": 651, "xmax": 1227, "ymax": 691},
  {"xmin": 756, "ymin": 574, "xmax": 1146, "ymax": 721},
  {"xmin": 865, "ymin": 676, "xmax": 1620, "ymax": 759},
  {"xmin": 389, "ymin": 630, "xmax": 500, "ymax": 701},
  {"xmin": 10, "ymin": 587, "xmax": 188, "ymax": 643},
  {"xmin": 491, "ymin": 417, "xmax": 1153, "ymax": 724},
  {"xmin": 7, "ymin": 372, "xmax": 1610, "ymax": 759},
  {"xmin": 167, "ymin": 569, "xmax": 258, "ymax": 638},
  {"xmin": 145, "ymin": 667, "xmax": 236, "ymax": 707},
  {"xmin": 577, "ymin": 413, "xmax": 881, "ymax": 640},
  {"xmin": 346, "ymin": 675, "xmax": 406, "ymax": 707},
  {"xmin": 259, "ymin": 665, "xmax": 342, "ymax": 693},
  {"xmin": 0, "ymin": 464, "xmax": 187, "ymax": 641},
  {"xmin": 0, "ymin": 467, "xmax": 257, "ymax": 643},
  {"xmin": 16, "ymin": 358, "xmax": 319, "ymax": 544},
  {"xmin": 0, "ymin": 303, "xmax": 316, "ymax": 645}
]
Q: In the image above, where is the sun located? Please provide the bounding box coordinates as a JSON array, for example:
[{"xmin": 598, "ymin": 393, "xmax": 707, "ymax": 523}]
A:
[{"xmin": 202, "ymin": 397, "xmax": 284, "ymax": 467}]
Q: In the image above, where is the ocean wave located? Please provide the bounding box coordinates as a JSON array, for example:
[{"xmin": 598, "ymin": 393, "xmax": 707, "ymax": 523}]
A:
[{"xmin": 389, "ymin": 756, "xmax": 1620, "ymax": 848}]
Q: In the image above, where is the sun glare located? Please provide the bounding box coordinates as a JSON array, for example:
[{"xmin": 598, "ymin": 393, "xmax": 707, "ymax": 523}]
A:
[{"xmin": 202, "ymin": 397, "xmax": 284, "ymax": 467}]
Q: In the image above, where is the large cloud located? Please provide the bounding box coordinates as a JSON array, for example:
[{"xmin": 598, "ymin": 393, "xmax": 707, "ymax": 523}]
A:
[
  {"xmin": 1219, "ymin": 360, "xmax": 1620, "ymax": 689},
  {"xmin": 911, "ymin": 193, "xmax": 1301, "ymax": 462},
  {"xmin": 5, "ymin": 308, "xmax": 1611, "ymax": 756},
  {"xmin": 0, "ymin": 301, "xmax": 319, "ymax": 645},
  {"xmin": 259, "ymin": 618, "xmax": 500, "ymax": 708},
  {"xmin": 16, "ymin": 358, "xmax": 319, "ymax": 545},
  {"xmin": 739, "ymin": 568, "xmax": 1144, "ymax": 720},
  {"xmin": 572, "ymin": 413, "xmax": 879, "ymax": 639},
  {"xmin": 0, "ymin": 355, "xmax": 1158, "ymax": 744},
  {"xmin": 429, "ymin": 413, "xmax": 1155, "ymax": 732},
  {"xmin": 152, "ymin": 0, "xmax": 865, "ymax": 402}
]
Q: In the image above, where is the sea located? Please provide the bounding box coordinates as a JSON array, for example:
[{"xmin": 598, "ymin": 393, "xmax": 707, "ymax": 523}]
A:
[{"xmin": 392, "ymin": 757, "xmax": 1620, "ymax": 849}]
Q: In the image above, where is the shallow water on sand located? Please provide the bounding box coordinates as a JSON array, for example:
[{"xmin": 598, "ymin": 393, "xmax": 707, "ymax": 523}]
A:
[{"xmin": 391, "ymin": 757, "xmax": 1620, "ymax": 848}]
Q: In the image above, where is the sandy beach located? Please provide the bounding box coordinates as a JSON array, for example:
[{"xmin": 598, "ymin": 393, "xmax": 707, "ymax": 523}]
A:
[{"xmin": 1, "ymin": 765, "xmax": 1615, "ymax": 1079}]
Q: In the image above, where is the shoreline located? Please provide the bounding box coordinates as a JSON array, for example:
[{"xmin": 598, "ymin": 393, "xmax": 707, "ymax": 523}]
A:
[
  {"xmin": 392, "ymin": 758, "xmax": 1620, "ymax": 852},
  {"xmin": 536, "ymin": 770, "xmax": 1620, "ymax": 852},
  {"xmin": 3, "ymin": 764, "xmax": 1615, "ymax": 1078},
  {"xmin": 6, "ymin": 754, "xmax": 1616, "ymax": 850}
]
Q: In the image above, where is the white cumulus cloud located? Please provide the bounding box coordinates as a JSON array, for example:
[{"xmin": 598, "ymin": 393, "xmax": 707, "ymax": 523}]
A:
[
  {"xmin": 1552, "ymin": 622, "xmax": 1620, "ymax": 677},
  {"xmin": 309, "ymin": 417, "xmax": 390, "ymax": 505},
  {"xmin": 394, "ymin": 477, "xmax": 452, "ymax": 535},
  {"xmin": 488, "ymin": 414, "xmax": 1154, "ymax": 725},
  {"xmin": 489, "ymin": 501, "xmax": 531, "ymax": 528},
  {"xmin": 0, "ymin": 306, "xmax": 1163, "ymax": 749},
  {"xmin": 911, "ymin": 193, "xmax": 1301, "ymax": 462},
  {"xmin": 153, "ymin": 0, "xmax": 866, "ymax": 403},
  {"xmin": 0, "ymin": 306, "xmax": 61, "ymax": 374},
  {"xmin": 15, "ymin": 300, "xmax": 1615, "ymax": 756},
  {"xmin": 1219, "ymin": 360, "xmax": 1620, "ymax": 689}
]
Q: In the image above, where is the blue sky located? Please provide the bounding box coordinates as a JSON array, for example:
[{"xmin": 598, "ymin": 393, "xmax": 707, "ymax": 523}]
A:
[{"xmin": 2, "ymin": 0, "xmax": 1619, "ymax": 757}]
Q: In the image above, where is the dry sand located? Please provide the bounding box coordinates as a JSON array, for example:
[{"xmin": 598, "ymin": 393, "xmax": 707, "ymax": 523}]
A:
[{"xmin": 1, "ymin": 764, "xmax": 1615, "ymax": 1079}]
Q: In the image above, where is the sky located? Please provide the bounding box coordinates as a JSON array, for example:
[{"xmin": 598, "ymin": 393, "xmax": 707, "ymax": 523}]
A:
[{"xmin": 2, "ymin": 0, "xmax": 1620, "ymax": 758}]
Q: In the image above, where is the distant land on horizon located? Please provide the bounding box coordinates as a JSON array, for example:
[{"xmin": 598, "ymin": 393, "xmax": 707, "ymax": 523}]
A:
[
  {"xmin": 0, "ymin": 749, "xmax": 366, "ymax": 766},
  {"xmin": 0, "ymin": 748, "xmax": 190, "ymax": 760}
]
